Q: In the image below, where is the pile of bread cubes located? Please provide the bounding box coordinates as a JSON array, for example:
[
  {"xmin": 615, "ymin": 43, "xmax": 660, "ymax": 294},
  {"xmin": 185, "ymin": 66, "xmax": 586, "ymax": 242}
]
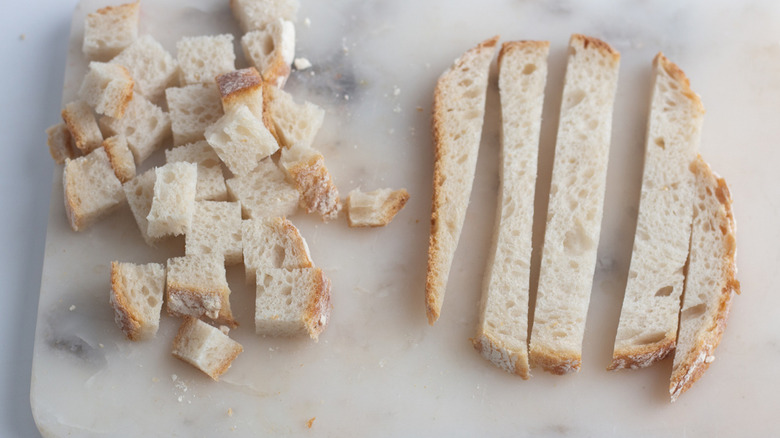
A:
[{"xmin": 45, "ymin": 0, "xmax": 410, "ymax": 381}]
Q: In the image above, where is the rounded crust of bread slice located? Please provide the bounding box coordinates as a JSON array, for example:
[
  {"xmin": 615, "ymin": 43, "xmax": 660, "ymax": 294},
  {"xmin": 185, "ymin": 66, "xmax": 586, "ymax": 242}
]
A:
[
  {"xmin": 472, "ymin": 332, "xmax": 530, "ymax": 379},
  {"xmin": 528, "ymin": 344, "xmax": 582, "ymax": 375},
  {"xmin": 110, "ymin": 261, "xmax": 143, "ymax": 340},
  {"xmin": 303, "ymin": 268, "xmax": 332, "ymax": 340}
]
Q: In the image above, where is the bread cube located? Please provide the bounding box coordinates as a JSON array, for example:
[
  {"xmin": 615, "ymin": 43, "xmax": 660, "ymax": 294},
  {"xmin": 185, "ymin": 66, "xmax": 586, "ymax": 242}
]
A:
[
  {"xmin": 166, "ymin": 83, "xmax": 224, "ymax": 146},
  {"xmin": 165, "ymin": 141, "xmax": 227, "ymax": 201},
  {"xmin": 62, "ymin": 100, "xmax": 103, "ymax": 154},
  {"xmin": 111, "ymin": 35, "xmax": 179, "ymax": 101},
  {"xmin": 63, "ymin": 147, "xmax": 124, "ymax": 231},
  {"xmin": 255, "ymin": 267, "xmax": 331, "ymax": 341},
  {"xmin": 185, "ymin": 201, "xmax": 243, "ymax": 265},
  {"xmin": 216, "ymin": 68, "xmax": 264, "ymax": 119},
  {"xmin": 225, "ymin": 159, "xmax": 299, "ymax": 219},
  {"xmin": 242, "ymin": 217, "xmax": 312, "ymax": 284},
  {"xmin": 123, "ymin": 168, "xmax": 159, "ymax": 246},
  {"xmin": 265, "ymin": 85, "xmax": 324, "ymax": 148},
  {"xmin": 79, "ymin": 62, "xmax": 134, "ymax": 119},
  {"xmin": 176, "ymin": 34, "xmax": 235, "ymax": 85},
  {"xmin": 110, "ymin": 261, "xmax": 165, "ymax": 341},
  {"xmin": 146, "ymin": 162, "xmax": 198, "ymax": 238},
  {"xmin": 166, "ymin": 254, "xmax": 235, "ymax": 326},
  {"xmin": 82, "ymin": 1, "xmax": 139, "ymax": 61},
  {"xmin": 280, "ymin": 144, "xmax": 340, "ymax": 221},
  {"xmin": 99, "ymin": 93, "xmax": 171, "ymax": 164},
  {"xmin": 205, "ymin": 105, "xmax": 280, "ymax": 176},
  {"xmin": 172, "ymin": 317, "xmax": 243, "ymax": 381},
  {"xmin": 346, "ymin": 188, "xmax": 410, "ymax": 227},
  {"xmin": 241, "ymin": 19, "xmax": 295, "ymax": 88},
  {"xmin": 102, "ymin": 135, "xmax": 135, "ymax": 183},
  {"xmin": 46, "ymin": 123, "xmax": 79, "ymax": 164},
  {"xmin": 230, "ymin": 0, "xmax": 299, "ymax": 32}
]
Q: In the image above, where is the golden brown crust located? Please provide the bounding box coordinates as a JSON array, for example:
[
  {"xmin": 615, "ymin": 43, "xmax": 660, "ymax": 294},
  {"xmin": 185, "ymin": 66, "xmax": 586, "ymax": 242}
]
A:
[
  {"xmin": 93, "ymin": 1, "xmax": 139, "ymax": 19},
  {"xmin": 287, "ymin": 154, "xmax": 340, "ymax": 221},
  {"xmin": 607, "ymin": 333, "xmax": 676, "ymax": 370},
  {"xmin": 216, "ymin": 67, "xmax": 263, "ymax": 100},
  {"xmin": 62, "ymin": 158, "xmax": 84, "ymax": 231},
  {"xmin": 262, "ymin": 83, "xmax": 280, "ymax": 142},
  {"xmin": 279, "ymin": 218, "xmax": 314, "ymax": 268},
  {"xmin": 497, "ymin": 40, "xmax": 550, "ymax": 67},
  {"xmin": 111, "ymin": 65, "xmax": 135, "ymax": 119},
  {"xmin": 346, "ymin": 189, "xmax": 410, "ymax": 227},
  {"xmin": 570, "ymin": 34, "xmax": 620, "ymax": 60},
  {"xmin": 109, "ymin": 261, "xmax": 143, "ymax": 341},
  {"xmin": 472, "ymin": 332, "xmax": 530, "ymax": 379},
  {"xmin": 46, "ymin": 123, "xmax": 79, "ymax": 164},
  {"xmin": 62, "ymin": 105, "xmax": 100, "ymax": 154},
  {"xmin": 529, "ymin": 344, "xmax": 582, "ymax": 375},
  {"xmin": 654, "ymin": 52, "xmax": 705, "ymax": 115},
  {"xmin": 304, "ymin": 268, "xmax": 332, "ymax": 341},
  {"xmin": 102, "ymin": 136, "xmax": 134, "ymax": 183}
]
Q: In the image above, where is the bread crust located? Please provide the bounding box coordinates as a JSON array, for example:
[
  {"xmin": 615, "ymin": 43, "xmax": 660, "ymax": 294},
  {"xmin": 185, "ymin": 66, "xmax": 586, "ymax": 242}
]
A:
[
  {"xmin": 607, "ymin": 334, "xmax": 676, "ymax": 370},
  {"xmin": 472, "ymin": 332, "xmax": 530, "ymax": 379},
  {"xmin": 497, "ymin": 40, "xmax": 549, "ymax": 67},
  {"xmin": 346, "ymin": 189, "xmax": 410, "ymax": 227},
  {"xmin": 570, "ymin": 34, "xmax": 620, "ymax": 59},
  {"xmin": 529, "ymin": 344, "xmax": 581, "ymax": 375},
  {"xmin": 279, "ymin": 218, "xmax": 314, "ymax": 268},
  {"xmin": 109, "ymin": 261, "xmax": 143, "ymax": 341},
  {"xmin": 303, "ymin": 268, "xmax": 332, "ymax": 341},
  {"xmin": 654, "ymin": 52, "xmax": 705, "ymax": 113},
  {"xmin": 287, "ymin": 154, "xmax": 341, "ymax": 221}
]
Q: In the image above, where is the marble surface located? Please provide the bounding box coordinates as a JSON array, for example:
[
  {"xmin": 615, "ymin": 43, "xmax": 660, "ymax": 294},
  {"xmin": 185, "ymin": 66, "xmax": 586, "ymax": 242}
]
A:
[{"xmin": 28, "ymin": 0, "xmax": 780, "ymax": 436}]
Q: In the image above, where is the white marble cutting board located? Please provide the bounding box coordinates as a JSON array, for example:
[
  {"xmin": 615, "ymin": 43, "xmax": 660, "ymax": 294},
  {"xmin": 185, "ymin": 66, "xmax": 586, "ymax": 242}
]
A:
[{"xmin": 31, "ymin": 0, "xmax": 780, "ymax": 436}]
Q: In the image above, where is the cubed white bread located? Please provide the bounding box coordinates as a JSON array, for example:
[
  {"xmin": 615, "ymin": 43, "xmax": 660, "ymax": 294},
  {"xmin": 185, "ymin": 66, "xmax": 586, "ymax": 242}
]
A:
[
  {"xmin": 176, "ymin": 34, "xmax": 236, "ymax": 85},
  {"xmin": 166, "ymin": 254, "xmax": 235, "ymax": 326},
  {"xmin": 99, "ymin": 93, "xmax": 171, "ymax": 164},
  {"xmin": 265, "ymin": 85, "xmax": 324, "ymax": 148},
  {"xmin": 46, "ymin": 123, "xmax": 79, "ymax": 164},
  {"xmin": 78, "ymin": 62, "xmax": 134, "ymax": 119},
  {"xmin": 110, "ymin": 261, "xmax": 165, "ymax": 341},
  {"xmin": 111, "ymin": 35, "xmax": 179, "ymax": 101},
  {"xmin": 171, "ymin": 317, "xmax": 243, "ymax": 381},
  {"xmin": 123, "ymin": 168, "xmax": 159, "ymax": 246},
  {"xmin": 63, "ymin": 147, "xmax": 125, "ymax": 231},
  {"xmin": 166, "ymin": 83, "xmax": 224, "ymax": 146},
  {"xmin": 166, "ymin": 141, "xmax": 228, "ymax": 201},
  {"xmin": 102, "ymin": 135, "xmax": 136, "ymax": 183},
  {"xmin": 62, "ymin": 100, "xmax": 103, "ymax": 154},
  {"xmin": 186, "ymin": 201, "xmax": 243, "ymax": 265},
  {"xmin": 230, "ymin": 0, "xmax": 300, "ymax": 32},
  {"xmin": 205, "ymin": 105, "xmax": 280, "ymax": 176},
  {"xmin": 346, "ymin": 188, "xmax": 410, "ymax": 227},
  {"xmin": 146, "ymin": 162, "xmax": 198, "ymax": 238},
  {"xmin": 255, "ymin": 267, "xmax": 331, "ymax": 341},
  {"xmin": 241, "ymin": 19, "xmax": 295, "ymax": 88},
  {"xmin": 242, "ymin": 217, "xmax": 313, "ymax": 284},
  {"xmin": 216, "ymin": 68, "xmax": 278, "ymax": 140},
  {"xmin": 82, "ymin": 1, "xmax": 139, "ymax": 61},
  {"xmin": 225, "ymin": 159, "xmax": 299, "ymax": 219},
  {"xmin": 280, "ymin": 143, "xmax": 340, "ymax": 221}
]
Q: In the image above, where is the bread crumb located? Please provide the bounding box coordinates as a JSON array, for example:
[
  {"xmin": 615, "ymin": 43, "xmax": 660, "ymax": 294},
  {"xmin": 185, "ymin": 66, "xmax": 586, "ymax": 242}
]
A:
[
  {"xmin": 306, "ymin": 417, "xmax": 316, "ymax": 428},
  {"xmin": 304, "ymin": 17, "xmax": 311, "ymax": 27},
  {"xmin": 294, "ymin": 58, "xmax": 312, "ymax": 70},
  {"xmin": 19, "ymin": 34, "xmax": 26, "ymax": 41},
  {"xmin": 98, "ymin": 343, "xmax": 104, "ymax": 348},
  {"xmin": 393, "ymin": 86, "xmax": 401, "ymax": 96},
  {"xmin": 152, "ymin": 377, "xmax": 159, "ymax": 383},
  {"xmin": 171, "ymin": 374, "xmax": 178, "ymax": 382},
  {"xmin": 344, "ymin": 94, "xmax": 350, "ymax": 101},
  {"xmin": 69, "ymin": 305, "xmax": 76, "ymax": 311},
  {"xmin": 393, "ymin": 105, "xmax": 401, "ymax": 113},
  {"xmin": 227, "ymin": 408, "xmax": 233, "ymax": 417},
  {"xmin": 416, "ymin": 106, "xmax": 424, "ymax": 112}
]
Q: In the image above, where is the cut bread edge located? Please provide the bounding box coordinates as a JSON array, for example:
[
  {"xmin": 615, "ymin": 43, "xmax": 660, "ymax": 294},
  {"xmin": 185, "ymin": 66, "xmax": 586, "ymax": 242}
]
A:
[{"xmin": 472, "ymin": 332, "xmax": 531, "ymax": 379}]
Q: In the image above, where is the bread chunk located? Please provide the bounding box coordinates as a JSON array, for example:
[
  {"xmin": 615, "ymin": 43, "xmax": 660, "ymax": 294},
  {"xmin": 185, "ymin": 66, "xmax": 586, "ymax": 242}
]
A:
[
  {"xmin": 63, "ymin": 147, "xmax": 125, "ymax": 231},
  {"xmin": 172, "ymin": 317, "xmax": 243, "ymax": 381},
  {"xmin": 241, "ymin": 19, "xmax": 295, "ymax": 88},
  {"xmin": 242, "ymin": 217, "xmax": 313, "ymax": 284},
  {"xmin": 255, "ymin": 268, "xmax": 331, "ymax": 341},
  {"xmin": 265, "ymin": 85, "xmax": 324, "ymax": 148},
  {"xmin": 176, "ymin": 34, "xmax": 236, "ymax": 85},
  {"xmin": 78, "ymin": 62, "xmax": 134, "ymax": 119},
  {"xmin": 205, "ymin": 105, "xmax": 280, "ymax": 176},
  {"xmin": 186, "ymin": 201, "xmax": 243, "ymax": 265},
  {"xmin": 166, "ymin": 141, "xmax": 228, "ymax": 201},
  {"xmin": 110, "ymin": 261, "xmax": 165, "ymax": 341},
  {"xmin": 123, "ymin": 168, "xmax": 159, "ymax": 246},
  {"xmin": 102, "ymin": 135, "xmax": 136, "ymax": 183},
  {"xmin": 146, "ymin": 162, "xmax": 198, "ymax": 238},
  {"xmin": 225, "ymin": 159, "xmax": 299, "ymax": 219},
  {"xmin": 346, "ymin": 188, "xmax": 409, "ymax": 228},
  {"xmin": 46, "ymin": 123, "xmax": 79, "ymax": 164},
  {"xmin": 82, "ymin": 1, "xmax": 139, "ymax": 61},
  {"xmin": 166, "ymin": 83, "xmax": 224, "ymax": 146},
  {"xmin": 99, "ymin": 93, "xmax": 171, "ymax": 164},
  {"xmin": 230, "ymin": 0, "xmax": 300, "ymax": 32},
  {"xmin": 280, "ymin": 143, "xmax": 340, "ymax": 221},
  {"xmin": 62, "ymin": 100, "xmax": 103, "ymax": 154},
  {"xmin": 111, "ymin": 35, "xmax": 179, "ymax": 101},
  {"xmin": 166, "ymin": 254, "xmax": 235, "ymax": 326}
]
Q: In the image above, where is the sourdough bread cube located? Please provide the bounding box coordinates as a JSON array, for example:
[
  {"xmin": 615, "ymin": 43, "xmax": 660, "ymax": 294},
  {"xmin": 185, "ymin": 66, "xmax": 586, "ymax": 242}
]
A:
[
  {"xmin": 176, "ymin": 34, "xmax": 236, "ymax": 85},
  {"xmin": 82, "ymin": 1, "xmax": 140, "ymax": 61},
  {"xmin": 172, "ymin": 317, "xmax": 243, "ymax": 381},
  {"xmin": 166, "ymin": 83, "xmax": 224, "ymax": 146},
  {"xmin": 185, "ymin": 201, "xmax": 243, "ymax": 265},
  {"xmin": 225, "ymin": 159, "xmax": 299, "ymax": 218},
  {"xmin": 280, "ymin": 144, "xmax": 340, "ymax": 221},
  {"xmin": 99, "ymin": 93, "xmax": 171, "ymax": 164},
  {"xmin": 346, "ymin": 188, "xmax": 409, "ymax": 227},
  {"xmin": 110, "ymin": 261, "xmax": 165, "ymax": 341},
  {"xmin": 46, "ymin": 123, "xmax": 79, "ymax": 164},
  {"xmin": 265, "ymin": 85, "xmax": 324, "ymax": 148},
  {"xmin": 216, "ymin": 68, "xmax": 264, "ymax": 119},
  {"xmin": 102, "ymin": 135, "xmax": 135, "ymax": 183},
  {"xmin": 111, "ymin": 35, "xmax": 179, "ymax": 101},
  {"xmin": 242, "ymin": 217, "xmax": 313, "ymax": 284},
  {"xmin": 123, "ymin": 168, "xmax": 159, "ymax": 246},
  {"xmin": 146, "ymin": 162, "xmax": 198, "ymax": 238},
  {"xmin": 62, "ymin": 100, "xmax": 103, "ymax": 153},
  {"xmin": 166, "ymin": 141, "xmax": 228, "ymax": 201},
  {"xmin": 230, "ymin": 0, "xmax": 299, "ymax": 32},
  {"xmin": 166, "ymin": 254, "xmax": 235, "ymax": 326},
  {"xmin": 79, "ymin": 62, "xmax": 134, "ymax": 119},
  {"xmin": 205, "ymin": 105, "xmax": 280, "ymax": 176},
  {"xmin": 255, "ymin": 267, "xmax": 331, "ymax": 340},
  {"xmin": 241, "ymin": 19, "xmax": 295, "ymax": 88},
  {"xmin": 63, "ymin": 147, "xmax": 125, "ymax": 231}
]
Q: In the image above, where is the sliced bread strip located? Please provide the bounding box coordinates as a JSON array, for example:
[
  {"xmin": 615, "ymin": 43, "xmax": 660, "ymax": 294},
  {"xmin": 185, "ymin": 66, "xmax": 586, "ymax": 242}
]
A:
[
  {"xmin": 166, "ymin": 83, "xmax": 224, "ymax": 146},
  {"xmin": 78, "ymin": 62, "xmax": 134, "ymax": 119},
  {"xmin": 166, "ymin": 254, "xmax": 236, "ymax": 327},
  {"xmin": 172, "ymin": 317, "xmax": 243, "ymax": 381},
  {"xmin": 230, "ymin": 0, "xmax": 299, "ymax": 32},
  {"xmin": 424, "ymin": 36, "xmax": 499, "ymax": 325},
  {"xmin": 102, "ymin": 135, "xmax": 136, "ymax": 183},
  {"xmin": 205, "ymin": 104, "xmax": 280, "ymax": 176},
  {"xmin": 669, "ymin": 156, "xmax": 739, "ymax": 402},
  {"xmin": 82, "ymin": 1, "xmax": 139, "ymax": 61},
  {"xmin": 46, "ymin": 123, "xmax": 79, "ymax": 164},
  {"xmin": 110, "ymin": 261, "xmax": 165, "ymax": 341},
  {"xmin": 146, "ymin": 162, "xmax": 198, "ymax": 238},
  {"xmin": 62, "ymin": 100, "xmax": 103, "ymax": 154},
  {"xmin": 123, "ymin": 168, "xmax": 158, "ymax": 246},
  {"xmin": 185, "ymin": 201, "xmax": 243, "ymax": 266},
  {"xmin": 609, "ymin": 53, "xmax": 705, "ymax": 370},
  {"xmin": 99, "ymin": 93, "xmax": 171, "ymax": 164},
  {"xmin": 473, "ymin": 41, "xmax": 549, "ymax": 379},
  {"xmin": 225, "ymin": 159, "xmax": 300, "ymax": 219},
  {"xmin": 165, "ymin": 141, "xmax": 228, "ymax": 201},
  {"xmin": 110, "ymin": 35, "xmax": 179, "ymax": 102},
  {"xmin": 176, "ymin": 34, "xmax": 236, "ymax": 86},
  {"xmin": 346, "ymin": 188, "xmax": 410, "ymax": 228},
  {"xmin": 63, "ymin": 147, "xmax": 125, "ymax": 231},
  {"xmin": 242, "ymin": 217, "xmax": 313, "ymax": 284},
  {"xmin": 241, "ymin": 19, "xmax": 295, "ymax": 88},
  {"xmin": 279, "ymin": 143, "xmax": 340, "ymax": 221},
  {"xmin": 528, "ymin": 34, "xmax": 620, "ymax": 374}
]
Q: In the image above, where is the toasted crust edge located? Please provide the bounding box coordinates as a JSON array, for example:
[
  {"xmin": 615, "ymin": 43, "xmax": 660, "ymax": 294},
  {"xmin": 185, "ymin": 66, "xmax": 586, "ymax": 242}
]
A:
[
  {"xmin": 279, "ymin": 218, "xmax": 314, "ymax": 268},
  {"xmin": 654, "ymin": 52, "xmax": 705, "ymax": 115},
  {"xmin": 171, "ymin": 317, "xmax": 244, "ymax": 381},
  {"xmin": 287, "ymin": 154, "xmax": 341, "ymax": 221},
  {"xmin": 529, "ymin": 344, "xmax": 582, "ymax": 375},
  {"xmin": 497, "ymin": 40, "xmax": 550, "ymax": 67},
  {"xmin": 109, "ymin": 261, "xmax": 143, "ymax": 341},
  {"xmin": 472, "ymin": 332, "xmax": 530, "ymax": 379},
  {"xmin": 570, "ymin": 34, "xmax": 621, "ymax": 60},
  {"xmin": 346, "ymin": 189, "xmax": 410, "ymax": 228},
  {"xmin": 303, "ymin": 268, "xmax": 332, "ymax": 341},
  {"xmin": 607, "ymin": 333, "xmax": 676, "ymax": 370}
]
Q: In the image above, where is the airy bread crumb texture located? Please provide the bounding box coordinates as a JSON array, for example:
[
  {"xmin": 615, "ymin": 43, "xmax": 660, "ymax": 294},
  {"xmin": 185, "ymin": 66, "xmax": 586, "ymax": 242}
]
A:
[
  {"xmin": 242, "ymin": 217, "xmax": 313, "ymax": 284},
  {"xmin": 78, "ymin": 62, "xmax": 134, "ymax": 119},
  {"xmin": 230, "ymin": 0, "xmax": 300, "ymax": 32},
  {"xmin": 176, "ymin": 34, "xmax": 236, "ymax": 85},
  {"xmin": 63, "ymin": 147, "xmax": 125, "ymax": 231},
  {"xmin": 82, "ymin": 1, "xmax": 140, "ymax": 61},
  {"xmin": 123, "ymin": 168, "xmax": 159, "ymax": 246},
  {"xmin": 110, "ymin": 35, "xmax": 179, "ymax": 101},
  {"xmin": 280, "ymin": 144, "xmax": 340, "ymax": 221},
  {"xmin": 172, "ymin": 317, "xmax": 243, "ymax": 381},
  {"xmin": 166, "ymin": 83, "xmax": 224, "ymax": 146},
  {"xmin": 99, "ymin": 93, "xmax": 171, "ymax": 164},
  {"xmin": 346, "ymin": 188, "xmax": 409, "ymax": 227},
  {"xmin": 241, "ymin": 19, "xmax": 296, "ymax": 88},
  {"xmin": 146, "ymin": 162, "xmax": 198, "ymax": 238},
  {"xmin": 225, "ymin": 159, "xmax": 300, "ymax": 219},
  {"xmin": 110, "ymin": 261, "xmax": 165, "ymax": 341},
  {"xmin": 265, "ymin": 85, "xmax": 324, "ymax": 148},
  {"xmin": 205, "ymin": 105, "xmax": 280, "ymax": 176},
  {"xmin": 185, "ymin": 201, "xmax": 243, "ymax": 266},
  {"xmin": 166, "ymin": 141, "xmax": 228, "ymax": 201}
]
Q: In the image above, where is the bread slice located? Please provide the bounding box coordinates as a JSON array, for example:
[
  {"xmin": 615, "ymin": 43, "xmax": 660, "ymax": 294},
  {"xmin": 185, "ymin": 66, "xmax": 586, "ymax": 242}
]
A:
[
  {"xmin": 165, "ymin": 141, "xmax": 228, "ymax": 201},
  {"xmin": 205, "ymin": 105, "xmax": 280, "ymax": 176},
  {"xmin": 146, "ymin": 162, "xmax": 198, "ymax": 239},
  {"xmin": 669, "ymin": 156, "xmax": 739, "ymax": 402},
  {"xmin": 78, "ymin": 62, "xmax": 134, "ymax": 119},
  {"xmin": 185, "ymin": 201, "xmax": 243, "ymax": 266},
  {"xmin": 63, "ymin": 147, "xmax": 125, "ymax": 231},
  {"xmin": 265, "ymin": 85, "xmax": 324, "ymax": 148},
  {"xmin": 46, "ymin": 123, "xmax": 79, "ymax": 164},
  {"xmin": 166, "ymin": 254, "xmax": 235, "ymax": 327},
  {"xmin": 528, "ymin": 34, "xmax": 620, "ymax": 374},
  {"xmin": 102, "ymin": 135, "xmax": 136, "ymax": 183},
  {"xmin": 225, "ymin": 159, "xmax": 300, "ymax": 219},
  {"xmin": 109, "ymin": 261, "xmax": 165, "ymax": 341},
  {"xmin": 123, "ymin": 168, "xmax": 159, "ymax": 246},
  {"xmin": 172, "ymin": 317, "xmax": 243, "ymax": 381},
  {"xmin": 62, "ymin": 100, "xmax": 103, "ymax": 154},
  {"xmin": 230, "ymin": 0, "xmax": 300, "ymax": 32},
  {"xmin": 99, "ymin": 93, "xmax": 171, "ymax": 164},
  {"xmin": 166, "ymin": 83, "xmax": 224, "ymax": 146},
  {"xmin": 82, "ymin": 1, "xmax": 140, "ymax": 61},
  {"xmin": 242, "ymin": 217, "xmax": 313, "ymax": 284},
  {"xmin": 110, "ymin": 35, "xmax": 179, "ymax": 102},
  {"xmin": 346, "ymin": 188, "xmax": 409, "ymax": 227},
  {"xmin": 609, "ymin": 53, "xmax": 705, "ymax": 370},
  {"xmin": 473, "ymin": 41, "xmax": 549, "ymax": 379},
  {"xmin": 176, "ymin": 34, "xmax": 236, "ymax": 85},
  {"xmin": 241, "ymin": 19, "xmax": 295, "ymax": 88},
  {"xmin": 424, "ymin": 36, "xmax": 499, "ymax": 325},
  {"xmin": 255, "ymin": 267, "xmax": 331, "ymax": 341},
  {"xmin": 279, "ymin": 143, "xmax": 341, "ymax": 221}
]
